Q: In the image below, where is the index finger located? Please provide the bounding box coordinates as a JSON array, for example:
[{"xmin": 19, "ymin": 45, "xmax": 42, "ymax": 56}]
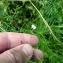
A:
[{"xmin": 0, "ymin": 32, "xmax": 39, "ymax": 53}]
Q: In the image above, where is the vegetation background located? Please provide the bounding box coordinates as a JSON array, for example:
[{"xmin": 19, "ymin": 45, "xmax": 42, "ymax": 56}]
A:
[{"xmin": 0, "ymin": 0, "xmax": 63, "ymax": 63}]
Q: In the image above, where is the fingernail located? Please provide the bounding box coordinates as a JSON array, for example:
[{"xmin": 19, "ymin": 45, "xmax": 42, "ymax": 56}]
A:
[
  {"xmin": 22, "ymin": 44, "xmax": 33, "ymax": 60},
  {"xmin": 30, "ymin": 35, "xmax": 39, "ymax": 46}
]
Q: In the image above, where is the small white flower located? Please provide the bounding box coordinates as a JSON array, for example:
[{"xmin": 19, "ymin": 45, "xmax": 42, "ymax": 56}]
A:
[{"xmin": 31, "ymin": 24, "xmax": 36, "ymax": 29}]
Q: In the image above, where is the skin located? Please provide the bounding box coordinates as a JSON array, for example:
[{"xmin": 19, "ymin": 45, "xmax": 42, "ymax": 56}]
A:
[{"xmin": 0, "ymin": 32, "xmax": 43, "ymax": 63}]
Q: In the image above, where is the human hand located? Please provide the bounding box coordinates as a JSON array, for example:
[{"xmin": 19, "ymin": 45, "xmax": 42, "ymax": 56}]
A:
[{"xmin": 0, "ymin": 32, "xmax": 43, "ymax": 63}]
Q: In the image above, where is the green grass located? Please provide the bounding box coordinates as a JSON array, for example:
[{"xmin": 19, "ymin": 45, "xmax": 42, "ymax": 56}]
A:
[{"xmin": 0, "ymin": 0, "xmax": 63, "ymax": 63}]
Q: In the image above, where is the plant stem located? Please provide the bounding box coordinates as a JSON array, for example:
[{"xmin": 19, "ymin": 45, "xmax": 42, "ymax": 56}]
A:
[{"xmin": 29, "ymin": 0, "xmax": 61, "ymax": 43}]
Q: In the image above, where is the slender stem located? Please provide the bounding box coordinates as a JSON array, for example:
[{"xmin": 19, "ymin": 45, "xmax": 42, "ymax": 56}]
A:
[{"xmin": 29, "ymin": 0, "xmax": 61, "ymax": 43}]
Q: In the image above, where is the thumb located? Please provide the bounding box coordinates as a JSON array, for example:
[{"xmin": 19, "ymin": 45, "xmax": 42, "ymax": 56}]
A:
[{"xmin": 0, "ymin": 44, "xmax": 33, "ymax": 63}]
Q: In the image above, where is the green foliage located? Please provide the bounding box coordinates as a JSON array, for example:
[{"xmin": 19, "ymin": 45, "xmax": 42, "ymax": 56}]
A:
[{"xmin": 0, "ymin": 0, "xmax": 63, "ymax": 63}]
